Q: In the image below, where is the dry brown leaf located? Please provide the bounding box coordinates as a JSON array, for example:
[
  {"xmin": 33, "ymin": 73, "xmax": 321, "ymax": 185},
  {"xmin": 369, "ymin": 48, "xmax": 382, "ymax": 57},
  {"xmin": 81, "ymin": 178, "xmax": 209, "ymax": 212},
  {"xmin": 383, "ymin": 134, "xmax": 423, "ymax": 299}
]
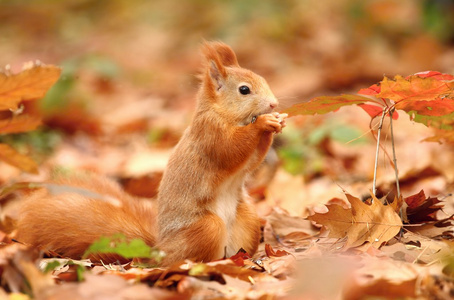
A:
[
  {"xmin": 405, "ymin": 189, "xmax": 444, "ymax": 223},
  {"xmin": 264, "ymin": 207, "xmax": 316, "ymax": 248},
  {"xmin": 344, "ymin": 277, "xmax": 417, "ymax": 300},
  {"xmin": 264, "ymin": 244, "xmax": 290, "ymax": 258},
  {"xmin": 308, "ymin": 193, "xmax": 402, "ymax": 249},
  {"xmin": 0, "ymin": 143, "xmax": 38, "ymax": 174},
  {"xmin": 0, "ymin": 62, "xmax": 61, "ymax": 111}
]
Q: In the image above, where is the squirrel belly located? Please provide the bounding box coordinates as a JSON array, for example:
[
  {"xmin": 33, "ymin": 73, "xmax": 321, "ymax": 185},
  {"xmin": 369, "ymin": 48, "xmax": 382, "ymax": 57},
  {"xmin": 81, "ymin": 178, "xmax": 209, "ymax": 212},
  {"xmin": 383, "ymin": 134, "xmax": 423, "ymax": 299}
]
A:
[{"xmin": 15, "ymin": 41, "xmax": 286, "ymax": 266}]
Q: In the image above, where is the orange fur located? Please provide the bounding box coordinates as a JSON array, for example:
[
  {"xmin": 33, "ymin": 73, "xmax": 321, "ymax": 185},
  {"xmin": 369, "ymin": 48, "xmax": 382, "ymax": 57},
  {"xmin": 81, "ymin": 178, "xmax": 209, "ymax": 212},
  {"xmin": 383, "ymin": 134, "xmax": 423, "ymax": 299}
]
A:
[
  {"xmin": 16, "ymin": 41, "xmax": 286, "ymax": 266},
  {"xmin": 17, "ymin": 174, "xmax": 156, "ymax": 259},
  {"xmin": 157, "ymin": 42, "xmax": 285, "ymax": 264}
]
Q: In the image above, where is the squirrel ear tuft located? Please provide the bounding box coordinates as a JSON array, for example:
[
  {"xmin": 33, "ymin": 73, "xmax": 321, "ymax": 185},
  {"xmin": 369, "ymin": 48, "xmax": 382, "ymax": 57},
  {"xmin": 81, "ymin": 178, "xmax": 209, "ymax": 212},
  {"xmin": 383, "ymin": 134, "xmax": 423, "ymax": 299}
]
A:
[
  {"xmin": 210, "ymin": 42, "xmax": 239, "ymax": 67},
  {"xmin": 201, "ymin": 41, "xmax": 239, "ymax": 92},
  {"xmin": 202, "ymin": 41, "xmax": 239, "ymax": 70}
]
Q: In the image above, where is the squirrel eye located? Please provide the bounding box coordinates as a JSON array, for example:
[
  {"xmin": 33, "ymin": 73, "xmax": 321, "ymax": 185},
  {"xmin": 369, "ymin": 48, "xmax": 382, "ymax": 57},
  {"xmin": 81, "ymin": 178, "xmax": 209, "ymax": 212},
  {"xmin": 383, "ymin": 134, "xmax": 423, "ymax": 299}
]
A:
[{"xmin": 239, "ymin": 85, "xmax": 251, "ymax": 95}]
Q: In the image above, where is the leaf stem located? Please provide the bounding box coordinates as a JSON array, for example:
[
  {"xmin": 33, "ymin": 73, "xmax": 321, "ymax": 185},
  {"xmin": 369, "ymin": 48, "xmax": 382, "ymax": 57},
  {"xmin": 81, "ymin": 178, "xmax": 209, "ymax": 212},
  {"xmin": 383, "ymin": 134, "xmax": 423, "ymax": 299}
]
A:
[
  {"xmin": 389, "ymin": 108, "xmax": 400, "ymax": 199},
  {"xmin": 372, "ymin": 108, "xmax": 387, "ymax": 197}
]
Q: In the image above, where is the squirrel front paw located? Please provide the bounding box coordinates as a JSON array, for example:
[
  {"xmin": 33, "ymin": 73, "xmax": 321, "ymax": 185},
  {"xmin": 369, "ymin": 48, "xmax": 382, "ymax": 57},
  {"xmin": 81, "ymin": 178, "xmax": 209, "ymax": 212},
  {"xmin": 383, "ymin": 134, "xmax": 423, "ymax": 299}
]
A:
[{"xmin": 254, "ymin": 113, "xmax": 288, "ymax": 133}]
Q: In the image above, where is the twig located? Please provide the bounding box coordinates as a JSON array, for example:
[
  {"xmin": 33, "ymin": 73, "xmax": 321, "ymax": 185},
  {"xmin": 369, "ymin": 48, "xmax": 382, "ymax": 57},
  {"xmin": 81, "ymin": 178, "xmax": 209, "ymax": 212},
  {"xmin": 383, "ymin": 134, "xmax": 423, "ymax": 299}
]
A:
[
  {"xmin": 372, "ymin": 108, "xmax": 387, "ymax": 197},
  {"xmin": 389, "ymin": 108, "xmax": 400, "ymax": 199}
]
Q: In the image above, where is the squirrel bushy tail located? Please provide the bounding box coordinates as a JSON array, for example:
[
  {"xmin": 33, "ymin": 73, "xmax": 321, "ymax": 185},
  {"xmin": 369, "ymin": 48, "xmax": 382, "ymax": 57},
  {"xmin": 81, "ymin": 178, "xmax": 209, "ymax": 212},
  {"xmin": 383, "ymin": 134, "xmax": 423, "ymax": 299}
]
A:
[{"xmin": 17, "ymin": 173, "xmax": 156, "ymax": 260}]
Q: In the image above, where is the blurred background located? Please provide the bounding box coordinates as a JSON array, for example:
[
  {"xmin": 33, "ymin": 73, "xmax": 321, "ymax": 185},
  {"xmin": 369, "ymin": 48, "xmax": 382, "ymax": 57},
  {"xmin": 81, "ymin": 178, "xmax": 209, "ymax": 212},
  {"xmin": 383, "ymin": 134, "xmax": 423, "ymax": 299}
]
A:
[
  {"xmin": 2, "ymin": 0, "xmax": 454, "ymax": 108},
  {"xmin": 1, "ymin": 0, "xmax": 454, "ymax": 214}
]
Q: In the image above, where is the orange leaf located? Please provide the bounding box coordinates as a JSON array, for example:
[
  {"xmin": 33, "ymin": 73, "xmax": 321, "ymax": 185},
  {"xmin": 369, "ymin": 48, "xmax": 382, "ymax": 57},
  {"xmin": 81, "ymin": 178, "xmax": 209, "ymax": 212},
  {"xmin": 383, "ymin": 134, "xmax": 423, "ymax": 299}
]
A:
[
  {"xmin": 358, "ymin": 103, "xmax": 399, "ymax": 119},
  {"xmin": 0, "ymin": 62, "xmax": 61, "ymax": 111},
  {"xmin": 396, "ymin": 97, "xmax": 454, "ymax": 117},
  {"xmin": 0, "ymin": 114, "xmax": 42, "ymax": 134},
  {"xmin": 281, "ymin": 94, "xmax": 375, "ymax": 117},
  {"xmin": 307, "ymin": 193, "xmax": 402, "ymax": 249},
  {"xmin": 0, "ymin": 143, "xmax": 38, "ymax": 174},
  {"xmin": 264, "ymin": 244, "xmax": 289, "ymax": 257},
  {"xmin": 377, "ymin": 75, "xmax": 454, "ymax": 104},
  {"xmin": 228, "ymin": 249, "xmax": 251, "ymax": 267}
]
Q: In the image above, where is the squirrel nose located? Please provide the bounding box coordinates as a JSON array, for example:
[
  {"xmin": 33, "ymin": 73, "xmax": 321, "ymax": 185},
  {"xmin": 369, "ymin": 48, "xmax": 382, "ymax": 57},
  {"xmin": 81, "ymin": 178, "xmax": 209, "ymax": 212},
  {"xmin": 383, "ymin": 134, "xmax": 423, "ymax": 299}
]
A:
[{"xmin": 270, "ymin": 101, "xmax": 278, "ymax": 109}]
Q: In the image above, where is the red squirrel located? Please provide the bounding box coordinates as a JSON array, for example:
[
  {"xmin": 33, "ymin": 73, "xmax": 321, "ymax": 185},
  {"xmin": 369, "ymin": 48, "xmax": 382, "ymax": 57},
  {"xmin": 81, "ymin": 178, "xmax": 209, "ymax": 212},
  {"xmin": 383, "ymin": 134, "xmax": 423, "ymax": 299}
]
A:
[{"xmin": 16, "ymin": 41, "xmax": 287, "ymax": 265}]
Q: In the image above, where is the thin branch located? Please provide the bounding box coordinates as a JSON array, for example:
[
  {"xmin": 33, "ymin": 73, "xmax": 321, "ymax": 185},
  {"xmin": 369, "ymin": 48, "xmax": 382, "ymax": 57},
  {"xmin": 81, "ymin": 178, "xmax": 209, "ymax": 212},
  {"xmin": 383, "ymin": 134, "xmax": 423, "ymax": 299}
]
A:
[
  {"xmin": 372, "ymin": 108, "xmax": 387, "ymax": 197},
  {"xmin": 389, "ymin": 108, "xmax": 400, "ymax": 199}
]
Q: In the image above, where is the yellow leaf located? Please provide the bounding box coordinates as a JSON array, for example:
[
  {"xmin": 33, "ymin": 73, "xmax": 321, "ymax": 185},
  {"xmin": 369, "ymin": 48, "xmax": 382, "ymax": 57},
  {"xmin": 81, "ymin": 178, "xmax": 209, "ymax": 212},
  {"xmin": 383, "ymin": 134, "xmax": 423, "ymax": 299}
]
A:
[
  {"xmin": 308, "ymin": 193, "xmax": 402, "ymax": 249},
  {"xmin": 0, "ymin": 143, "xmax": 38, "ymax": 174},
  {"xmin": 0, "ymin": 62, "xmax": 61, "ymax": 111}
]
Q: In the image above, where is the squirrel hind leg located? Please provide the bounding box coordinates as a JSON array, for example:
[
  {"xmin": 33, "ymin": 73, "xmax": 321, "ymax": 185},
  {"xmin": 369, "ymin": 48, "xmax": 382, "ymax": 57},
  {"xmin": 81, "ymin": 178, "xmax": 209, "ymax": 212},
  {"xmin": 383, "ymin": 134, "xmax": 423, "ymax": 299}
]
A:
[
  {"xmin": 228, "ymin": 200, "xmax": 261, "ymax": 257},
  {"xmin": 158, "ymin": 212, "xmax": 227, "ymax": 266}
]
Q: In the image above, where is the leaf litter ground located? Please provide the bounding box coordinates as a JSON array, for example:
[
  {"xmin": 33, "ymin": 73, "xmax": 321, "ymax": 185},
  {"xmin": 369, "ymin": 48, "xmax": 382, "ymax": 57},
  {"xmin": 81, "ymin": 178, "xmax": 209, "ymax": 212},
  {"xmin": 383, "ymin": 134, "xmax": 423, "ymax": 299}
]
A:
[{"xmin": 1, "ymin": 99, "xmax": 454, "ymax": 298}]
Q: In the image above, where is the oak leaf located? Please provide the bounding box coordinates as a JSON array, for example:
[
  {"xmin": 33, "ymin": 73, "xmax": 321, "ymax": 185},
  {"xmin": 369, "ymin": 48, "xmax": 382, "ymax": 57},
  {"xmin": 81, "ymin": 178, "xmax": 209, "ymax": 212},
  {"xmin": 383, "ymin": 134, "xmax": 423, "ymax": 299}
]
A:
[
  {"xmin": 307, "ymin": 193, "xmax": 402, "ymax": 249},
  {"xmin": 0, "ymin": 62, "xmax": 61, "ymax": 111}
]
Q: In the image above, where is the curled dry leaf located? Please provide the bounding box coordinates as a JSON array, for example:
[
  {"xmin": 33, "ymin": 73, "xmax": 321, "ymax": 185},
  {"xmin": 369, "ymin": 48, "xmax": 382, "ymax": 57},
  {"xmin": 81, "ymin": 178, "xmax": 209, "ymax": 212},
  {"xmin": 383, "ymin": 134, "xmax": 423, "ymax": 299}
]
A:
[
  {"xmin": 307, "ymin": 193, "xmax": 403, "ymax": 249},
  {"xmin": 264, "ymin": 244, "xmax": 290, "ymax": 258},
  {"xmin": 404, "ymin": 189, "xmax": 444, "ymax": 223}
]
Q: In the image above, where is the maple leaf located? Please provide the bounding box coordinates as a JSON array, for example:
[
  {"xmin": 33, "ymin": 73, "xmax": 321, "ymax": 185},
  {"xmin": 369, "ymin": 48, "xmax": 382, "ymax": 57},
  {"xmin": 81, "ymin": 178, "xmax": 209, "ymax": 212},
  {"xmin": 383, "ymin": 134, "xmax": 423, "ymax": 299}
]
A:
[
  {"xmin": 282, "ymin": 94, "xmax": 374, "ymax": 117},
  {"xmin": 0, "ymin": 114, "xmax": 42, "ymax": 134},
  {"xmin": 282, "ymin": 71, "xmax": 454, "ymax": 137},
  {"xmin": 0, "ymin": 62, "xmax": 61, "ymax": 111},
  {"xmin": 0, "ymin": 143, "xmax": 38, "ymax": 174},
  {"xmin": 307, "ymin": 193, "xmax": 402, "ymax": 249},
  {"xmin": 377, "ymin": 75, "xmax": 453, "ymax": 103}
]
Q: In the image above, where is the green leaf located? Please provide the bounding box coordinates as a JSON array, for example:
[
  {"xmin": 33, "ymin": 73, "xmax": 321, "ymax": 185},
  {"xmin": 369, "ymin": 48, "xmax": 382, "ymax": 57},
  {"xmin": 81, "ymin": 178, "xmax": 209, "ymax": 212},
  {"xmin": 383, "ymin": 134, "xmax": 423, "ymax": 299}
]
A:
[
  {"xmin": 281, "ymin": 94, "xmax": 375, "ymax": 117},
  {"xmin": 408, "ymin": 111, "xmax": 454, "ymax": 130},
  {"xmin": 43, "ymin": 260, "xmax": 62, "ymax": 274},
  {"xmin": 83, "ymin": 233, "xmax": 157, "ymax": 259}
]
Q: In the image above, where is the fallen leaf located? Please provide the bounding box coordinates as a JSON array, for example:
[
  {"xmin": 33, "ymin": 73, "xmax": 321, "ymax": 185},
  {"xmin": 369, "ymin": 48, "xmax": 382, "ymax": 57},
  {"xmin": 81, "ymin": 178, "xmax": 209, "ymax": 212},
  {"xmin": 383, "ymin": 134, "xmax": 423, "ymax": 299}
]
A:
[
  {"xmin": 228, "ymin": 249, "xmax": 251, "ymax": 267},
  {"xmin": 344, "ymin": 277, "xmax": 417, "ymax": 300},
  {"xmin": 404, "ymin": 190, "xmax": 443, "ymax": 223},
  {"xmin": 264, "ymin": 244, "xmax": 290, "ymax": 257},
  {"xmin": 307, "ymin": 193, "xmax": 403, "ymax": 249},
  {"xmin": 405, "ymin": 216, "xmax": 454, "ymax": 239}
]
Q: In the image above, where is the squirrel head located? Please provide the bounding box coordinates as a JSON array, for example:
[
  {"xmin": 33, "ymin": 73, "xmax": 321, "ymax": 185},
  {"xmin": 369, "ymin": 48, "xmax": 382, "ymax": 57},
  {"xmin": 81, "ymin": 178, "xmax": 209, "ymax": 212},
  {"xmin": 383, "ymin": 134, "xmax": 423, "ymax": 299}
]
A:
[{"xmin": 199, "ymin": 41, "xmax": 278, "ymax": 125}]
